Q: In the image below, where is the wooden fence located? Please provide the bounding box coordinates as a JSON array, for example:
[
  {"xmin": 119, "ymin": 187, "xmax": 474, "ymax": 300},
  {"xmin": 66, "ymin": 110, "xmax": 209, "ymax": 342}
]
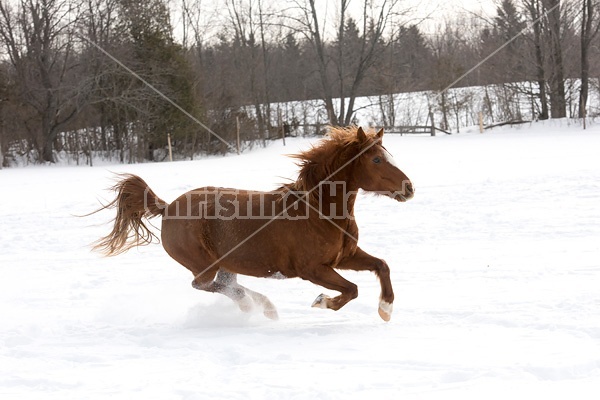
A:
[
  {"xmin": 377, "ymin": 125, "xmax": 452, "ymax": 136},
  {"xmin": 279, "ymin": 123, "xmax": 452, "ymax": 138}
]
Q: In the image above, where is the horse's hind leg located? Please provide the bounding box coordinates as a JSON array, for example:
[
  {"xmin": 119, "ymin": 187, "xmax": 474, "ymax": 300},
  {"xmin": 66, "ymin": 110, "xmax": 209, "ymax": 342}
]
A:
[
  {"xmin": 215, "ymin": 271, "xmax": 279, "ymax": 320},
  {"xmin": 192, "ymin": 269, "xmax": 254, "ymax": 313},
  {"xmin": 162, "ymin": 244, "xmax": 255, "ymax": 314},
  {"xmin": 163, "ymin": 243, "xmax": 276, "ymax": 318},
  {"xmin": 241, "ymin": 288, "xmax": 279, "ymax": 320}
]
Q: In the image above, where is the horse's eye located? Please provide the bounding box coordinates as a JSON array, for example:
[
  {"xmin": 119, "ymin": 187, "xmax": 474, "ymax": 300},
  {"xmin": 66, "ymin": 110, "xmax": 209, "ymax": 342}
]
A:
[{"xmin": 373, "ymin": 157, "xmax": 381, "ymax": 164}]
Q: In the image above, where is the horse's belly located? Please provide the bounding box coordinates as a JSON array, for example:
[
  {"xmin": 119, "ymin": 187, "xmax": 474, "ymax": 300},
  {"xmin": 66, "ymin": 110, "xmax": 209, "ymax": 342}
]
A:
[{"xmin": 208, "ymin": 218, "xmax": 308, "ymax": 276}]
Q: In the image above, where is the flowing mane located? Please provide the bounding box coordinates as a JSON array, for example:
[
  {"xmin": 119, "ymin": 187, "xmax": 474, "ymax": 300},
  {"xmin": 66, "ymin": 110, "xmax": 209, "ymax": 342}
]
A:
[{"xmin": 285, "ymin": 126, "xmax": 379, "ymax": 201}]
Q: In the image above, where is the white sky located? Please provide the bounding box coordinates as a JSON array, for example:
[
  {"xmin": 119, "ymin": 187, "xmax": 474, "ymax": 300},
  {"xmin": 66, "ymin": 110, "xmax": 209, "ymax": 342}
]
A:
[{"xmin": 170, "ymin": 0, "xmax": 499, "ymax": 44}]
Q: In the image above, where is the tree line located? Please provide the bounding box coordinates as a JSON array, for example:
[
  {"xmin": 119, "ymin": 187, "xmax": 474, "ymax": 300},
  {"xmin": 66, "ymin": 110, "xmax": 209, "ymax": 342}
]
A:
[{"xmin": 0, "ymin": 0, "xmax": 599, "ymax": 167}]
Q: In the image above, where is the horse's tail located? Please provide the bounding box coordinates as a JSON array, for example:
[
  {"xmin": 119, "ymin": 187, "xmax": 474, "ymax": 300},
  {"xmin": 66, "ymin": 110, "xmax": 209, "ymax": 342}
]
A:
[{"xmin": 92, "ymin": 174, "xmax": 168, "ymax": 256}]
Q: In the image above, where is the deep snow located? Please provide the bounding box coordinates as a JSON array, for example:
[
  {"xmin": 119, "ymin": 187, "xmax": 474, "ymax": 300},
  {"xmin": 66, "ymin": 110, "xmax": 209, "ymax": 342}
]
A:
[{"xmin": 1, "ymin": 120, "xmax": 599, "ymax": 399}]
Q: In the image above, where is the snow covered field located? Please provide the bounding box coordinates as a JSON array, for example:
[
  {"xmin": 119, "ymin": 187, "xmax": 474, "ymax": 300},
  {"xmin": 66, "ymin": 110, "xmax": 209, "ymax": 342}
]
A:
[{"xmin": 1, "ymin": 120, "xmax": 599, "ymax": 399}]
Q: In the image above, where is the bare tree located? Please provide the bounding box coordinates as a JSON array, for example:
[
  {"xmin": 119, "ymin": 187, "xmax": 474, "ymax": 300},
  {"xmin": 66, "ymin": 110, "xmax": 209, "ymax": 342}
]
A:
[
  {"xmin": 290, "ymin": 0, "xmax": 337, "ymax": 124},
  {"xmin": 290, "ymin": 0, "xmax": 400, "ymax": 126},
  {"xmin": 225, "ymin": 0, "xmax": 276, "ymax": 139},
  {"xmin": 523, "ymin": 0, "xmax": 550, "ymax": 119},
  {"xmin": 0, "ymin": 0, "xmax": 85, "ymax": 162},
  {"xmin": 542, "ymin": 0, "xmax": 567, "ymax": 118},
  {"xmin": 428, "ymin": 21, "xmax": 468, "ymax": 130},
  {"xmin": 340, "ymin": 1, "xmax": 401, "ymax": 125},
  {"xmin": 579, "ymin": 0, "xmax": 600, "ymax": 119}
]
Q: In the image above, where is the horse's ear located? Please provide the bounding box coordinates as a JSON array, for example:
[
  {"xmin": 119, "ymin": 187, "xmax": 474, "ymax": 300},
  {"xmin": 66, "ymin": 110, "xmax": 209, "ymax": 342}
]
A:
[
  {"xmin": 376, "ymin": 128, "xmax": 384, "ymax": 140},
  {"xmin": 357, "ymin": 127, "xmax": 367, "ymax": 142}
]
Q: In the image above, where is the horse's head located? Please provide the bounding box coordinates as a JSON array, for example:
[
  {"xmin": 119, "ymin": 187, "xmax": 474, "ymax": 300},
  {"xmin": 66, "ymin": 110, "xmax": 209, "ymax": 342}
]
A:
[{"xmin": 353, "ymin": 127, "xmax": 414, "ymax": 202}]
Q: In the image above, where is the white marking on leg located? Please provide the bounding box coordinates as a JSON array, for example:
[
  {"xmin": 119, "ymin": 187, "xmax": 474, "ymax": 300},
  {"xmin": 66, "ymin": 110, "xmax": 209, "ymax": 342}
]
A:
[
  {"xmin": 245, "ymin": 288, "xmax": 279, "ymax": 320},
  {"xmin": 379, "ymin": 300, "xmax": 393, "ymax": 314},
  {"xmin": 237, "ymin": 294, "xmax": 254, "ymax": 313},
  {"xmin": 311, "ymin": 294, "xmax": 330, "ymax": 309}
]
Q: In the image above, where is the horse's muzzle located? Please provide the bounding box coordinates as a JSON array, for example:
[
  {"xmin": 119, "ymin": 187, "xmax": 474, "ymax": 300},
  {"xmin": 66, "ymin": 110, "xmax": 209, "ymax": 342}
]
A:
[{"xmin": 395, "ymin": 182, "xmax": 415, "ymax": 202}]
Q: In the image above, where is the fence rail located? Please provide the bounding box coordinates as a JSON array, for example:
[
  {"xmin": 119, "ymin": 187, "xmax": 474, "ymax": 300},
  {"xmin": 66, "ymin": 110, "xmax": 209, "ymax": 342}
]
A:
[
  {"xmin": 280, "ymin": 123, "xmax": 452, "ymax": 138},
  {"xmin": 374, "ymin": 125, "xmax": 452, "ymax": 136}
]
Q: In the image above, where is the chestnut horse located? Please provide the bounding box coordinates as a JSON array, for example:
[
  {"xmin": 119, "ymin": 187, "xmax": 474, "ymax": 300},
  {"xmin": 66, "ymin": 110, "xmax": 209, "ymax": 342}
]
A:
[{"xmin": 93, "ymin": 126, "xmax": 414, "ymax": 321}]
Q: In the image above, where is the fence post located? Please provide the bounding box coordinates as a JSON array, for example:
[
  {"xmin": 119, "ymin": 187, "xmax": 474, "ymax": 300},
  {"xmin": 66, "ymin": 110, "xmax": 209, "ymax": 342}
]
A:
[
  {"xmin": 278, "ymin": 109, "xmax": 286, "ymax": 146},
  {"xmin": 167, "ymin": 133, "xmax": 173, "ymax": 161},
  {"xmin": 479, "ymin": 112, "xmax": 484, "ymax": 133},
  {"xmin": 236, "ymin": 116, "xmax": 241, "ymax": 155},
  {"xmin": 429, "ymin": 112, "xmax": 435, "ymax": 136}
]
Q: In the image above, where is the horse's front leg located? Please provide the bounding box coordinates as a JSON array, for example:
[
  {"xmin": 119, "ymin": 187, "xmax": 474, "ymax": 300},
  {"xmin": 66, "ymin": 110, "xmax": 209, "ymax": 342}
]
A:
[
  {"xmin": 302, "ymin": 267, "xmax": 358, "ymax": 312},
  {"xmin": 335, "ymin": 247, "xmax": 394, "ymax": 321}
]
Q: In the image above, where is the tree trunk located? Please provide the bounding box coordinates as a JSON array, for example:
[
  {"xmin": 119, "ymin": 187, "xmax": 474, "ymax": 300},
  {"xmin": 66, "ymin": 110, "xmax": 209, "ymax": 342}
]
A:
[
  {"xmin": 544, "ymin": 0, "xmax": 566, "ymax": 118},
  {"xmin": 440, "ymin": 91, "xmax": 449, "ymax": 130},
  {"xmin": 42, "ymin": 127, "xmax": 58, "ymax": 163},
  {"xmin": 337, "ymin": 0, "xmax": 349, "ymax": 126},
  {"xmin": 254, "ymin": 103, "xmax": 265, "ymax": 142},
  {"xmin": 579, "ymin": 0, "xmax": 595, "ymax": 119},
  {"xmin": 308, "ymin": 0, "xmax": 337, "ymax": 125},
  {"xmin": 532, "ymin": 3, "xmax": 549, "ymax": 120},
  {"xmin": 344, "ymin": 91, "xmax": 357, "ymax": 125},
  {"xmin": 580, "ymin": 35, "xmax": 590, "ymax": 119}
]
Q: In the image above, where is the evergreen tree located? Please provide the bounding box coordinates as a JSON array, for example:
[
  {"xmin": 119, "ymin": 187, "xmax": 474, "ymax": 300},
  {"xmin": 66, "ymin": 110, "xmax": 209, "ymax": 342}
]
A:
[{"xmin": 115, "ymin": 0, "xmax": 201, "ymax": 160}]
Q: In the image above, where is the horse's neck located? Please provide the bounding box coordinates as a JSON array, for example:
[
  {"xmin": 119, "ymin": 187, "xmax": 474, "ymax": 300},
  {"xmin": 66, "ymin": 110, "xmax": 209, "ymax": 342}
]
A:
[{"xmin": 319, "ymin": 179, "xmax": 358, "ymax": 219}]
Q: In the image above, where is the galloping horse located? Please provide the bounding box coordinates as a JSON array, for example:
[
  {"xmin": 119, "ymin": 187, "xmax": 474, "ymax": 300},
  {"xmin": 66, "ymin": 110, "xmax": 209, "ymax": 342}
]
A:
[{"xmin": 93, "ymin": 126, "xmax": 414, "ymax": 321}]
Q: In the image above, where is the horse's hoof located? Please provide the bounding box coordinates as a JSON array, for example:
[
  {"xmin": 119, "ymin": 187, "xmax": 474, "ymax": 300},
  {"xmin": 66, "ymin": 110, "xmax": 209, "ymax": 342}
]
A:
[
  {"xmin": 264, "ymin": 308, "xmax": 279, "ymax": 320},
  {"xmin": 238, "ymin": 296, "xmax": 254, "ymax": 313},
  {"xmin": 311, "ymin": 294, "xmax": 330, "ymax": 309},
  {"xmin": 378, "ymin": 301, "xmax": 393, "ymax": 322}
]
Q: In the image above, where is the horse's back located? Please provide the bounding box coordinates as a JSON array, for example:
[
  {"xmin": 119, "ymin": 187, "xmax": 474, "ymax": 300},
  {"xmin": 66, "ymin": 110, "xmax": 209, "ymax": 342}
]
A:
[{"xmin": 160, "ymin": 186, "xmax": 350, "ymax": 278}]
